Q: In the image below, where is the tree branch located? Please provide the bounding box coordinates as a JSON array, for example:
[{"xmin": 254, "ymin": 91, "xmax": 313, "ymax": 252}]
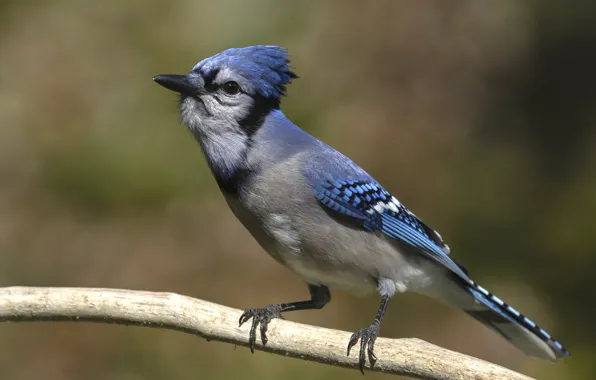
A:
[{"xmin": 0, "ymin": 286, "xmax": 533, "ymax": 379}]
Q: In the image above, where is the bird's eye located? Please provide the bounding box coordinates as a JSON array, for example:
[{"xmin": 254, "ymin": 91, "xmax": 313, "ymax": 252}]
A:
[{"xmin": 222, "ymin": 81, "xmax": 240, "ymax": 95}]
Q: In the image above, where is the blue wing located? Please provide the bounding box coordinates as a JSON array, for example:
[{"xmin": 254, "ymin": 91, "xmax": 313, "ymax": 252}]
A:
[{"xmin": 314, "ymin": 178, "xmax": 470, "ymax": 280}]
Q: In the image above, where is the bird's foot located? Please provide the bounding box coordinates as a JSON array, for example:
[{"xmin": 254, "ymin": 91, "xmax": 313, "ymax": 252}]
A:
[
  {"xmin": 347, "ymin": 320, "xmax": 381, "ymax": 374},
  {"xmin": 238, "ymin": 304, "xmax": 283, "ymax": 353}
]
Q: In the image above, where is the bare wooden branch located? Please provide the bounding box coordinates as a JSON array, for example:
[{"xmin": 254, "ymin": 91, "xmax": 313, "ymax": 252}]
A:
[{"xmin": 0, "ymin": 287, "xmax": 533, "ymax": 379}]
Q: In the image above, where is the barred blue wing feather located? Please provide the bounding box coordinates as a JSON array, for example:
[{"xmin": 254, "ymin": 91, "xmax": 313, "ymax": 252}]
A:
[
  {"xmin": 314, "ymin": 177, "xmax": 570, "ymax": 360},
  {"xmin": 314, "ymin": 178, "xmax": 468, "ymax": 280}
]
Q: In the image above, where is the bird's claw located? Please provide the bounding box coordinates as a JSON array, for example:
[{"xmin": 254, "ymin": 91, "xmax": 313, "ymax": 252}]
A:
[
  {"xmin": 238, "ymin": 304, "xmax": 282, "ymax": 353},
  {"xmin": 347, "ymin": 320, "xmax": 380, "ymax": 374}
]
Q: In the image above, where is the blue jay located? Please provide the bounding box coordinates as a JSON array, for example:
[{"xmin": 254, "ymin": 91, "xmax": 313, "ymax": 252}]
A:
[{"xmin": 153, "ymin": 45, "xmax": 569, "ymax": 372}]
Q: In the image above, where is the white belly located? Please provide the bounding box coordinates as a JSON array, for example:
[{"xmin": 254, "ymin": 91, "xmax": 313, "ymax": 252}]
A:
[{"xmin": 284, "ymin": 254, "xmax": 378, "ymax": 297}]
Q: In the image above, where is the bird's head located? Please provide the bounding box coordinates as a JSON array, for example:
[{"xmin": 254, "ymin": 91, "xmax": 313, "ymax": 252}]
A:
[{"xmin": 154, "ymin": 45, "xmax": 297, "ymax": 139}]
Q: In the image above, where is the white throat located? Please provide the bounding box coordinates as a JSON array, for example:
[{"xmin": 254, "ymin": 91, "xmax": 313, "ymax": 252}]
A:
[{"xmin": 180, "ymin": 97, "xmax": 249, "ymax": 181}]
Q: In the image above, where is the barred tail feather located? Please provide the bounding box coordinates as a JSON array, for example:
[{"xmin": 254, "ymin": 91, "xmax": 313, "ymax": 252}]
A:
[{"xmin": 426, "ymin": 279, "xmax": 570, "ymax": 360}]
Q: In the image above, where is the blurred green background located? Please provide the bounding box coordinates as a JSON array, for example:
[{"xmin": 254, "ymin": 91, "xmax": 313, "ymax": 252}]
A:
[{"xmin": 0, "ymin": 1, "xmax": 594, "ymax": 379}]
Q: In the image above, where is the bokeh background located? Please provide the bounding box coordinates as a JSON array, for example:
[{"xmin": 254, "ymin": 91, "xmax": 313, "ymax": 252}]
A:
[{"xmin": 0, "ymin": 1, "xmax": 594, "ymax": 379}]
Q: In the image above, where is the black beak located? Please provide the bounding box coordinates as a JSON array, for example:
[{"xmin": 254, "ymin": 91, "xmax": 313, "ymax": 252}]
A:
[{"xmin": 153, "ymin": 74, "xmax": 196, "ymax": 95}]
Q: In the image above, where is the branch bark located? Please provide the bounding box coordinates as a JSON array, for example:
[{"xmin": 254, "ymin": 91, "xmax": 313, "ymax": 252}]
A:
[{"xmin": 0, "ymin": 286, "xmax": 533, "ymax": 379}]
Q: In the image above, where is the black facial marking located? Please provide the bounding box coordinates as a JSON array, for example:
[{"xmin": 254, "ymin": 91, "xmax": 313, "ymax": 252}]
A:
[
  {"xmin": 201, "ymin": 68, "xmax": 220, "ymax": 92},
  {"xmin": 238, "ymin": 95, "xmax": 280, "ymax": 136}
]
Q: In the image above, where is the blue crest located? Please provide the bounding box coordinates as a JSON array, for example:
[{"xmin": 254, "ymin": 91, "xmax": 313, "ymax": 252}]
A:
[{"xmin": 192, "ymin": 45, "xmax": 298, "ymax": 99}]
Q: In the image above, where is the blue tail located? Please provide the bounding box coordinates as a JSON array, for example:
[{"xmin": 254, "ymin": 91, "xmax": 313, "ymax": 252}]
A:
[
  {"xmin": 463, "ymin": 280, "xmax": 570, "ymax": 360},
  {"xmin": 425, "ymin": 277, "xmax": 570, "ymax": 360}
]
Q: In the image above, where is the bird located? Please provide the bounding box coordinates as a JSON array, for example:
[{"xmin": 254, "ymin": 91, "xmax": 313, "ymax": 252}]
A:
[{"xmin": 153, "ymin": 45, "xmax": 570, "ymax": 373}]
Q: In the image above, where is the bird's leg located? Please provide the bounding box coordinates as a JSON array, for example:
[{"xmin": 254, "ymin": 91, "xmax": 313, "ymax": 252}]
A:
[
  {"xmin": 239, "ymin": 284, "xmax": 330, "ymax": 353},
  {"xmin": 347, "ymin": 294, "xmax": 391, "ymax": 374}
]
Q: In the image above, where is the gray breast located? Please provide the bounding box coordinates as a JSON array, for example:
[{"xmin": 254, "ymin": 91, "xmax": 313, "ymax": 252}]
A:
[
  {"xmin": 229, "ymin": 155, "xmax": 376, "ymax": 295},
  {"xmin": 227, "ymin": 150, "xmax": 435, "ymax": 297},
  {"xmin": 262, "ymin": 213, "xmax": 301, "ymax": 254}
]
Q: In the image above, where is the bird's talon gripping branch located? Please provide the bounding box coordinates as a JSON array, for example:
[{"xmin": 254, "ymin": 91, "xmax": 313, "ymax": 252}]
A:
[
  {"xmin": 238, "ymin": 304, "xmax": 282, "ymax": 353},
  {"xmin": 347, "ymin": 321, "xmax": 381, "ymax": 374}
]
